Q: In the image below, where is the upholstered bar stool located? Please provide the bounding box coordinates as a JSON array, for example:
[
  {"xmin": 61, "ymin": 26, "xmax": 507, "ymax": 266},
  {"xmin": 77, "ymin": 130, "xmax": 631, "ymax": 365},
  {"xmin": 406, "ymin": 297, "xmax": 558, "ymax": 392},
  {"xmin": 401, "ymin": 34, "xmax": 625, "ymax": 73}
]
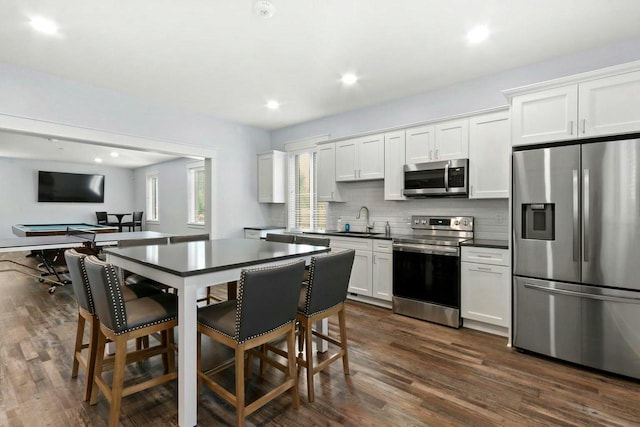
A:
[
  {"xmin": 294, "ymin": 235, "xmax": 331, "ymax": 247},
  {"xmin": 296, "ymin": 249, "xmax": 355, "ymax": 402},
  {"xmin": 197, "ymin": 260, "xmax": 305, "ymax": 427},
  {"xmin": 83, "ymin": 256, "xmax": 178, "ymax": 427},
  {"xmin": 64, "ymin": 248, "xmax": 164, "ymax": 402}
]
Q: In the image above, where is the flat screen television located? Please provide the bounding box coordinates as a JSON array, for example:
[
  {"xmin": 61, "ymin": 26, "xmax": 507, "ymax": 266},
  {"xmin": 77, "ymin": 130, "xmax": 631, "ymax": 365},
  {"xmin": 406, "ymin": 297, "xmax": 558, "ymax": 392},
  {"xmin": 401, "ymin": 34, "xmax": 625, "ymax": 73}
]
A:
[{"xmin": 38, "ymin": 171, "xmax": 105, "ymax": 203}]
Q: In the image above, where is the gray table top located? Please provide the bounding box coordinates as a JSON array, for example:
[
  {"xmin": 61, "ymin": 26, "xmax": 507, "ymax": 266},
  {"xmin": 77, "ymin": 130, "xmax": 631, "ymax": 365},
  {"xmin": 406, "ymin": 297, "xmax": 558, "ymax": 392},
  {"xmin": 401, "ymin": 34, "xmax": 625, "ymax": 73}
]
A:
[{"xmin": 104, "ymin": 238, "xmax": 330, "ymax": 277}]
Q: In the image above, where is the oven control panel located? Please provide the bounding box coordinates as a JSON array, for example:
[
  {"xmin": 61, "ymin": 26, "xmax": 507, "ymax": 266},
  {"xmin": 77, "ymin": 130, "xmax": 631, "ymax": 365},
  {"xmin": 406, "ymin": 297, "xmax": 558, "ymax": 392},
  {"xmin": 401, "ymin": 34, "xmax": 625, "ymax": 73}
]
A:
[{"xmin": 411, "ymin": 215, "xmax": 473, "ymax": 231}]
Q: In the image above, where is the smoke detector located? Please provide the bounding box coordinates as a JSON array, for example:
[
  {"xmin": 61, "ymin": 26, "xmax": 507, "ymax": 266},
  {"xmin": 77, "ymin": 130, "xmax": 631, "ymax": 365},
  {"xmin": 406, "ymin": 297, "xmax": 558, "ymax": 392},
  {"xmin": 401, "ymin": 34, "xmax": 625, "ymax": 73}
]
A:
[{"xmin": 254, "ymin": 1, "xmax": 275, "ymax": 18}]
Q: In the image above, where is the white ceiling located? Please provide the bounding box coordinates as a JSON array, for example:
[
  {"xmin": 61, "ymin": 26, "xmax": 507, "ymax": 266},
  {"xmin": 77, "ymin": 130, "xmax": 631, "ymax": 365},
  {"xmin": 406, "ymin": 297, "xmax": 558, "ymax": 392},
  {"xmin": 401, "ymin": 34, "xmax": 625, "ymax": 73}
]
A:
[
  {"xmin": 0, "ymin": 131, "xmax": 180, "ymax": 168},
  {"xmin": 1, "ymin": 1, "xmax": 640, "ymax": 132}
]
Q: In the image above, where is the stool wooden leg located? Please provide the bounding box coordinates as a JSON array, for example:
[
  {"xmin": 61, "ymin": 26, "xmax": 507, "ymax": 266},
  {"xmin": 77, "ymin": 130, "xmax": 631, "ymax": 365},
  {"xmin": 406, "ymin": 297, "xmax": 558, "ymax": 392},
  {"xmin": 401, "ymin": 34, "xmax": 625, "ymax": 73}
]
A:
[
  {"xmin": 235, "ymin": 344, "xmax": 246, "ymax": 427},
  {"xmin": 109, "ymin": 336, "xmax": 128, "ymax": 427},
  {"xmin": 304, "ymin": 320, "xmax": 315, "ymax": 403},
  {"xmin": 83, "ymin": 315, "xmax": 100, "ymax": 402},
  {"xmin": 286, "ymin": 327, "xmax": 300, "ymax": 409},
  {"xmin": 339, "ymin": 308, "xmax": 350, "ymax": 375},
  {"xmin": 166, "ymin": 327, "xmax": 175, "ymax": 373},
  {"xmin": 90, "ymin": 331, "xmax": 107, "ymax": 405},
  {"xmin": 71, "ymin": 313, "xmax": 85, "ymax": 378}
]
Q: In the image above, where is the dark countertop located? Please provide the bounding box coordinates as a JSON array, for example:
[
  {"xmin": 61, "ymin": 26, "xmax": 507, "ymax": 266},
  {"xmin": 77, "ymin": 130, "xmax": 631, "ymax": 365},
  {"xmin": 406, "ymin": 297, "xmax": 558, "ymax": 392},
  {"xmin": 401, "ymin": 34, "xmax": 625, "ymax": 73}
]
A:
[
  {"xmin": 244, "ymin": 226, "xmax": 286, "ymax": 230},
  {"xmin": 104, "ymin": 238, "xmax": 329, "ymax": 277},
  {"xmin": 303, "ymin": 230, "xmax": 393, "ymax": 241},
  {"xmin": 461, "ymin": 239, "xmax": 509, "ymax": 249}
]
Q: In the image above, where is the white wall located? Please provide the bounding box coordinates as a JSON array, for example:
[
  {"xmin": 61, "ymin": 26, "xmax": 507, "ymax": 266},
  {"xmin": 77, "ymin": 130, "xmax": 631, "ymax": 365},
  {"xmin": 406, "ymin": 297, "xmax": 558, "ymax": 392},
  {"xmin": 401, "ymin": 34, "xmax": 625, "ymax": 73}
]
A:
[
  {"xmin": 0, "ymin": 61, "xmax": 272, "ymax": 238},
  {"xmin": 270, "ymin": 36, "xmax": 640, "ymax": 146},
  {"xmin": 0, "ymin": 157, "xmax": 134, "ymax": 238}
]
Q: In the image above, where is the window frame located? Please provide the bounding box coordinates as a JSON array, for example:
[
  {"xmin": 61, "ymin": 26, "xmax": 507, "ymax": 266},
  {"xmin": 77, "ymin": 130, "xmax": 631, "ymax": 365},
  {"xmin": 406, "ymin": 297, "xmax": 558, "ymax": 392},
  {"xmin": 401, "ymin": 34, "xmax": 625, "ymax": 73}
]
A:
[
  {"xmin": 146, "ymin": 170, "xmax": 159, "ymax": 222},
  {"xmin": 187, "ymin": 161, "xmax": 206, "ymax": 226},
  {"xmin": 286, "ymin": 147, "xmax": 326, "ymax": 232}
]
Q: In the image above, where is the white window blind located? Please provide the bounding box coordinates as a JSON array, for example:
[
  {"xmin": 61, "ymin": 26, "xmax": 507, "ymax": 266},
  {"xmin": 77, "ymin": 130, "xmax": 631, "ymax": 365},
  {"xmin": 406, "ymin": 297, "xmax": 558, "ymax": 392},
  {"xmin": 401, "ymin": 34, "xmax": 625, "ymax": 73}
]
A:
[
  {"xmin": 146, "ymin": 172, "xmax": 159, "ymax": 221},
  {"xmin": 187, "ymin": 162, "xmax": 205, "ymax": 224},
  {"xmin": 287, "ymin": 149, "xmax": 327, "ymax": 231}
]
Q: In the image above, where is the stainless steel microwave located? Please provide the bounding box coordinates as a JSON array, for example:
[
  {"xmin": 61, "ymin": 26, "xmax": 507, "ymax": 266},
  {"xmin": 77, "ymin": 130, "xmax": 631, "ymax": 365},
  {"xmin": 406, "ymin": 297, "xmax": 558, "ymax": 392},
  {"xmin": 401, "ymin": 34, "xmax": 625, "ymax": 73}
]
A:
[{"xmin": 403, "ymin": 159, "xmax": 469, "ymax": 197}]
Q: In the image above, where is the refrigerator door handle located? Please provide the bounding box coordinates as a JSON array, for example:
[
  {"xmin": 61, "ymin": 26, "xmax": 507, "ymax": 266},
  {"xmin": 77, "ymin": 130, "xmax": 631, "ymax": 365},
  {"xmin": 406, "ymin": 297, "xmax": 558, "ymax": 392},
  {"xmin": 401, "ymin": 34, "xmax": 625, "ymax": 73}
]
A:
[
  {"xmin": 572, "ymin": 169, "xmax": 579, "ymax": 262},
  {"xmin": 524, "ymin": 283, "xmax": 640, "ymax": 304},
  {"xmin": 583, "ymin": 169, "xmax": 590, "ymax": 262}
]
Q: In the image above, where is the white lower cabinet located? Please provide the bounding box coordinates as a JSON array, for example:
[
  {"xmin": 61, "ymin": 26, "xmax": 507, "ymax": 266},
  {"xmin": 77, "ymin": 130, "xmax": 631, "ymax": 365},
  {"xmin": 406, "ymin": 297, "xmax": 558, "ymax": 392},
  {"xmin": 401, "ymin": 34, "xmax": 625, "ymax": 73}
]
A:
[
  {"xmin": 330, "ymin": 236, "xmax": 392, "ymax": 305},
  {"xmin": 372, "ymin": 240, "xmax": 392, "ymax": 301},
  {"xmin": 461, "ymin": 246, "xmax": 510, "ymax": 336}
]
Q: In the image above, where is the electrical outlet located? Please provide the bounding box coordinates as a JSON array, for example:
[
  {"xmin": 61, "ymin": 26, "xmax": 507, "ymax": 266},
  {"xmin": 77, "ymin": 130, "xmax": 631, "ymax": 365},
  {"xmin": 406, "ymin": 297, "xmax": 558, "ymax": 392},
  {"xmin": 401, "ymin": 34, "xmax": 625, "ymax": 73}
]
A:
[{"xmin": 495, "ymin": 212, "xmax": 506, "ymax": 225}]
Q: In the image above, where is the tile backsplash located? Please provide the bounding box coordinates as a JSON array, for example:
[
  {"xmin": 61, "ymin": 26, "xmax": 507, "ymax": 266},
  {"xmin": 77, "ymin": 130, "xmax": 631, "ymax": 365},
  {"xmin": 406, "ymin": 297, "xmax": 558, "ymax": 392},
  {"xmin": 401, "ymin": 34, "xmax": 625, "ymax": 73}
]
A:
[{"xmin": 266, "ymin": 180, "xmax": 509, "ymax": 240}]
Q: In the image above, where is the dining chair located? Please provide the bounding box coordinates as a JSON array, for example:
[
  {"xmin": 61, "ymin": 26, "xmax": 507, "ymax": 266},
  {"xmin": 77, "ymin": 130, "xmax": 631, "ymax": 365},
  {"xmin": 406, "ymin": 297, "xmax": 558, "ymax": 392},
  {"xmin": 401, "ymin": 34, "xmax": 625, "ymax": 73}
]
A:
[
  {"xmin": 95, "ymin": 211, "xmax": 117, "ymax": 226},
  {"xmin": 122, "ymin": 211, "xmax": 144, "ymax": 231},
  {"xmin": 196, "ymin": 260, "xmax": 306, "ymax": 427},
  {"xmin": 265, "ymin": 233, "xmax": 295, "ymax": 243},
  {"xmin": 64, "ymin": 249, "xmax": 164, "ymax": 402},
  {"xmin": 83, "ymin": 255, "xmax": 178, "ymax": 427}
]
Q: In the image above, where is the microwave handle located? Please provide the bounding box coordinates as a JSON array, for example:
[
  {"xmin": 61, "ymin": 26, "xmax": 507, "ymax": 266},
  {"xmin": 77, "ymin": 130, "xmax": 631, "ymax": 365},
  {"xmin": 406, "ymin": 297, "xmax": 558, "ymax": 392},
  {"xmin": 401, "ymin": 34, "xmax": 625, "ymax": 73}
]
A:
[{"xmin": 444, "ymin": 161, "xmax": 449, "ymax": 192}]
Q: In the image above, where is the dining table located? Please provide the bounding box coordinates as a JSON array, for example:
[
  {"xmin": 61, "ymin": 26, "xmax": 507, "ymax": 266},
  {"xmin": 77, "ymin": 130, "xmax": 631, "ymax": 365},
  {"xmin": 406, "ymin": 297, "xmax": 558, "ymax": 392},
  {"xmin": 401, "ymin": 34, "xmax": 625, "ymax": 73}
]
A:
[
  {"xmin": 104, "ymin": 238, "xmax": 330, "ymax": 427},
  {"xmin": 108, "ymin": 213, "xmax": 131, "ymax": 232}
]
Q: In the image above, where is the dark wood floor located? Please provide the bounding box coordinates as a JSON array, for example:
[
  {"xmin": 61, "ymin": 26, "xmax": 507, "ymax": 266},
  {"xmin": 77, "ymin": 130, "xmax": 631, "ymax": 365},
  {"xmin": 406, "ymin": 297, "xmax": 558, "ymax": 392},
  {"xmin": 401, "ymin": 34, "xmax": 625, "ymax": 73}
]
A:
[{"xmin": 2, "ymin": 251, "xmax": 640, "ymax": 426}]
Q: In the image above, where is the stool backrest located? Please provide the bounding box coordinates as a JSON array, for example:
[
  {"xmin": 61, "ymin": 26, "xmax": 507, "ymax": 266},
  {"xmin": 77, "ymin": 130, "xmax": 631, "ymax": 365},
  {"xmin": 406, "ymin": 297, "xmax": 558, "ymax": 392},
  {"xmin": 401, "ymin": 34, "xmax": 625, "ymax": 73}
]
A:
[
  {"xmin": 64, "ymin": 249, "xmax": 95, "ymax": 314},
  {"xmin": 84, "ymin": 256, "xmax": 128, "ymax": 333},
  {"xmin": 301, "ymin": 249, "xmax": 355, "ymax": 316},
  {"xmin": 117, "ymin": 237, "xmax": 168, "ymax": 248},
  {"xmin": 294, "ymin": 235, "xmax": 331, "ymax": 247},
  {"xmin": 235, "ymin": 260, "xmax": 306, "ymax": 343},
  {"xmin": 169, "ymin": 233, "xmax": 210, "ymax": 243},
  {"xmin": 265, "ymin": 233, "xmax": 295, "ymax": 243}
]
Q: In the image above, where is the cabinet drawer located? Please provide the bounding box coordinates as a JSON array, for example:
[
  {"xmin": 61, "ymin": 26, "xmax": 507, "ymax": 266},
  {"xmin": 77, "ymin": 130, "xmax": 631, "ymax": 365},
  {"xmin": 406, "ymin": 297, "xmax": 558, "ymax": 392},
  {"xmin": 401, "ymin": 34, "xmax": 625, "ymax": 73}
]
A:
[
  {"xmin": 461, "ymin": 246, "xmax": 508, "ymax": 266},
  {"xmin": 331, "ymin": 237, "xmax": 373, "ymax": 251},
  {"xmin": 373, "ymin": 240, "xmax": 392, "ymax": 253}
]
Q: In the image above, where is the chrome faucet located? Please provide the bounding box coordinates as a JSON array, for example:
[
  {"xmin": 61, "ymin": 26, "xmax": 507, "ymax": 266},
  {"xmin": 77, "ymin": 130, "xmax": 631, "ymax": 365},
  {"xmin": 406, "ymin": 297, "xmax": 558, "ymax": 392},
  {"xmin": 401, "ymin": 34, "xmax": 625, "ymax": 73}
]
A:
[{"xmin": 356, "ymin": 206, "xmax": 375, "ymax": 232}]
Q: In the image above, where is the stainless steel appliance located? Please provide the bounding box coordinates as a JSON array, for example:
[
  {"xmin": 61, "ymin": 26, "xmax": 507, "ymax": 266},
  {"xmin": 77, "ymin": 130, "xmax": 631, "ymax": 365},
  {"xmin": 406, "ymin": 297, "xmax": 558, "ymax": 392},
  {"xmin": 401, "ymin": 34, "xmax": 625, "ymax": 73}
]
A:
[
  {"xmin": 513, "ymin": 137, "xmax": 640, "ymax": 380},
  {"xmin": 403, "ymin": 159, "xmax": 469, "ymax": 198},
  {"xmin": 392, "ymin": 215, "xmax": 473, "ymax": 328}
]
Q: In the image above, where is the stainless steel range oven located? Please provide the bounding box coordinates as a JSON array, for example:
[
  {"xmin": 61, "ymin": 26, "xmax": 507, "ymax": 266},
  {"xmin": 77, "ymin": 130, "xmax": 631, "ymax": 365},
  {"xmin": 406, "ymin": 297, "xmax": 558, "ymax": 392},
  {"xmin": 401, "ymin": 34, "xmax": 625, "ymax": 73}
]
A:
[{"xmin": 392, "ymin": 216, "xmax": 473, "ymax": 328}]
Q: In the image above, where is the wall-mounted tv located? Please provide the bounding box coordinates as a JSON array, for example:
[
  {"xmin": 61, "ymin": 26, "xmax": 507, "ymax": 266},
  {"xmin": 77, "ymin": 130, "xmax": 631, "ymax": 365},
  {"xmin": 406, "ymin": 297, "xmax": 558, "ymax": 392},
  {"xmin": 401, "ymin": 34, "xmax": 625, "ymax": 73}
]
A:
[{"xmin": 38, "ymin": 171, "xmax": 105, "ymax": 203}]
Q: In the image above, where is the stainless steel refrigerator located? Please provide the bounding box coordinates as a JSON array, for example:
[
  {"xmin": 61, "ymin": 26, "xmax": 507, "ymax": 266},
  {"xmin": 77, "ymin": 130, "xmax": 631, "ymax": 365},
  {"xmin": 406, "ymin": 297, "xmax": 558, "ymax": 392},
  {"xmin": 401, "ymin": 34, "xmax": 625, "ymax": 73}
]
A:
[{"xmin": 513, "ymin": 137, "xmax": 640, "ymax": 379}]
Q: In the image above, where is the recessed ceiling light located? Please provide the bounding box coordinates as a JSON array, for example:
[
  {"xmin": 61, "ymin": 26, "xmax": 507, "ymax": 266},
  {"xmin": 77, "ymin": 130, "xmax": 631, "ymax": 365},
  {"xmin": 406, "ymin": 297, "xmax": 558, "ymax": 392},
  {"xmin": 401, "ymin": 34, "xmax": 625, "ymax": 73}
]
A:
[
  {"xmin": 467, "ymin": 25, "xmax": 489, "ymax": 44},
  {"xmin": 94, "ymin": 157, "xmax": 103, "ymax": 163},
  {"xmin": 254, "ymin": 1, "xmax": 275, "ymax": 18},
  {"xmin": 110, "ymin": 152, "xmax": 119, "ymax": 158},
  {"xmin": 266, "ymin": 100, "xmax": 280, "ymax": 110},
  {"xmin": 341, "ymin": 73, "xmax": 358, "ymax": 86},
  {"xmin": 30, "ymin": 16, "xmax": 59, "ymax": 35}
]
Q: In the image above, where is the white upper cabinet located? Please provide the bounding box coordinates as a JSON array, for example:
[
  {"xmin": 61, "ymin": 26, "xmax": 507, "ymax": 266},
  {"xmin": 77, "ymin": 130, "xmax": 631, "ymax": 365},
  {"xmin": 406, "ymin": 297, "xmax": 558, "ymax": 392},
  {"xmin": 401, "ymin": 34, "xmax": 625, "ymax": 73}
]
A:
[
  {"xmin": 510, "ymin": 68, "xmax": 640, "ymax": 146},
  {"xmin": 434, "ymin": 119, "xmax": 469, "ymax": 160},
  {"xmin": 335, "ymin": 134, "xmax": 384, "ymax": 182},
  {"xmin": 316, "ymin": 143, "xmax": 343, "ymax": 202},
  {"xmin": 257, "ymin": 151, "xmax": 285, "ymax": 203},
  {"xmin": 579, "ymin": 71, "xmax": 640, "ymax": 137},
  {"xmin": 405, "ymin": 119, "xmax": 469, "ymax": 164},
  {"xmin": 383, "ymin": 130, "xmax": 406, "ymax": 200},
  {"xmin": 405, "ymin": 125, "xmax": 434, "ymax": 164},
  {"xmin": 468, "ymin": 110, "xmax": 510, "ymax": 199},
  {"xmin": 511, "ymin": 86, "xmax": 579, "ymax": 145}
]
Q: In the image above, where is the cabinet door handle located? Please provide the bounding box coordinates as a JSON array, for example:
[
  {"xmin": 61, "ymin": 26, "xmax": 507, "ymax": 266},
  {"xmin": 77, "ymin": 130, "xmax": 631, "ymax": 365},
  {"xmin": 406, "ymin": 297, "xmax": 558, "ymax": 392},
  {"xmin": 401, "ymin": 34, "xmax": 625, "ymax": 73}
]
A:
[
  {"xmin": 429, "ymin": 150, "xmax": 433, "ymax": 161},
  {"xmin": 435, "ymin": 148, "xmax": 439, "ymax": 159},
  {"xmin": 569, "ymin": 120, "xmax": 574, "ymax": 135},
  {"xmin": 582, "ymin": 119, "xmax": 586, "ymax": 134},
  {"xmin": 331, "ymin": 191, "xmax": 334, "ymax": 199},
  {"xmin": 476, "ymin": 266, "xmax": 493, "ymax": 272},
  {"xmin": 354, "ymin": 169, "xmax": 357, "ymax": 178},
  {"xmin": 373, "ymin": 255, "xmax": 376, "ymax": 264},
  {"xmin": 358, "ymin": 169, "xmax": 361, "ymax": 178}
]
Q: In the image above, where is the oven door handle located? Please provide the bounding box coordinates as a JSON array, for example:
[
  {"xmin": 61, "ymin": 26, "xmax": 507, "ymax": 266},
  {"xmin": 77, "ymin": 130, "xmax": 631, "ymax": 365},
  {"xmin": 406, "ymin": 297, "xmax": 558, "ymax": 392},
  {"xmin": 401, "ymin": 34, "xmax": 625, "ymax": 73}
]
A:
[{"xmin": 393, "ymin": 243, "xmax": 459, "ymax": 256}]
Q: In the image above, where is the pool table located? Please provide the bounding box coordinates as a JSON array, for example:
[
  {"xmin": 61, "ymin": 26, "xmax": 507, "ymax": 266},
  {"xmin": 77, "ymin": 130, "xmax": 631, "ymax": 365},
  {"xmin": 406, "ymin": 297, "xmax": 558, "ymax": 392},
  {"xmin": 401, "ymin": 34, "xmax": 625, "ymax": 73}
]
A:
[{"xmin": 12, "ymin": 223, "xmax": 119, "ymax": 237}]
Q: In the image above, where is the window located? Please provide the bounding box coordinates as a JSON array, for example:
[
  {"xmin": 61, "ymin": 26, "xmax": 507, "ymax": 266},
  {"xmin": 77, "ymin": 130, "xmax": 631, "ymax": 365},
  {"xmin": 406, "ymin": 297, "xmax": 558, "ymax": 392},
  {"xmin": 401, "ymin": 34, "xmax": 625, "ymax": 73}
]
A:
[
  {"xmin": 287, "ymin": 149, "xmax": 327, "ymax": 230},
  {"xmin": 187, "ymin": 162, "xmax": 206, "ymax": 225},
  {"xmin": 146, "ymin": 171, "xmax": 159, "ymax": 221}
]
